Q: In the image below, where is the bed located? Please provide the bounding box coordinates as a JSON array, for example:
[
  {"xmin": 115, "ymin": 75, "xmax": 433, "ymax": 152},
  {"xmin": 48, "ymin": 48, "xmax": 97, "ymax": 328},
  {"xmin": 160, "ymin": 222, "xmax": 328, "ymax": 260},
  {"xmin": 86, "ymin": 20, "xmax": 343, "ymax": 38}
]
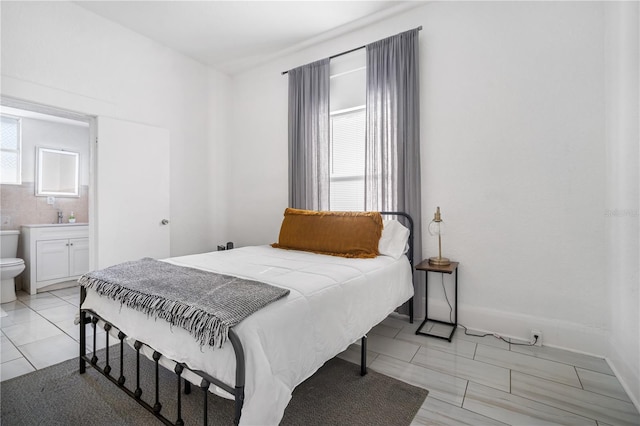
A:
[{"xmin": 79, "ymin": 210, "xmax": 415, "ymax": 425}]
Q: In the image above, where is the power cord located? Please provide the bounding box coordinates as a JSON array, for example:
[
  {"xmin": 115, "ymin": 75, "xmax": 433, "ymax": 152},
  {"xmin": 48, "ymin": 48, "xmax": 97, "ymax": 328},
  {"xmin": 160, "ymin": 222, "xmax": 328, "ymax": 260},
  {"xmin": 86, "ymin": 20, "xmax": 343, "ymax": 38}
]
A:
[{"xmin": 439, "ymin": 274, "xmax": 539, "ymax": 347}]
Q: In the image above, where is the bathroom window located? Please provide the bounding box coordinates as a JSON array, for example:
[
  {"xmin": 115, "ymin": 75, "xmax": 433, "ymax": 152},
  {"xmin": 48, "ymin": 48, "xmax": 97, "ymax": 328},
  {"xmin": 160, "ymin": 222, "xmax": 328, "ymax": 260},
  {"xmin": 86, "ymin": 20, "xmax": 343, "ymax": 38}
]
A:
[{"xmin": 0, "ymin": 115, "xmax": 22, "ymax": 185}]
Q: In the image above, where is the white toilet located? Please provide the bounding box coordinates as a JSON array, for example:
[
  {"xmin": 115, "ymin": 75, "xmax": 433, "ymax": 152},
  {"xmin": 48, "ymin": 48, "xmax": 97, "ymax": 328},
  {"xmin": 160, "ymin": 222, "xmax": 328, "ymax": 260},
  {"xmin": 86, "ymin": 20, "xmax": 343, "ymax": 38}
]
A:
[{"xmin": 1, "ymin": 230, "xmax": 25, "ymax": 303}]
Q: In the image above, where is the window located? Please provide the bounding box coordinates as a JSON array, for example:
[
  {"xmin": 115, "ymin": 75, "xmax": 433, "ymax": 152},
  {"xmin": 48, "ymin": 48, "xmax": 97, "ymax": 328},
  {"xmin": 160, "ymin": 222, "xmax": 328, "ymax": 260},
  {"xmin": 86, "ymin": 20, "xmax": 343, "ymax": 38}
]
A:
[
  {"xmin": 329, "ymin": 51, "xmax": 366, "ymax": 211},
  {"xmin": 0, "ymin": 115, "xmax": 22, "ymax": 184},
  {"xmin": 329, "ymin": 107, "xmax": 365, "ymax": 211}
]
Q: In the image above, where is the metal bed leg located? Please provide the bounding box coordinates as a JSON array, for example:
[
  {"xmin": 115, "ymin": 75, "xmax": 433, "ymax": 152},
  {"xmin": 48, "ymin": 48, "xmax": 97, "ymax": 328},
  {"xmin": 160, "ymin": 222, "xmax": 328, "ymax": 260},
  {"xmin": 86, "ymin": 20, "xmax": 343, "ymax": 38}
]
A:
[
  {"xmin": 234, "ymin": 386, "xmax": 245, "ymax": 426},
  {"xmin": 409, "ymin": 296, "xmax": 414, "ymax": 324},
  {"xmin": 175, "ymin": 364, "xmax": 185, "ymax": 426},
  {"xmin": 153, "ymin": 351, "xmax": 162, "ymax": 413},
  {"xmin": 79, "ymin": 287, "xmax": 87, "ymax": 374},
  {"xmin": 361, "ymin": 335, "xmax": 367, "ymax": 376},
  {"xmin": 228, "ymin": 329, "xmax": 245, "ymax": 425},
  {"xmin": 201, "ymin": 379, "xmax": 210, "ymax": 426}
]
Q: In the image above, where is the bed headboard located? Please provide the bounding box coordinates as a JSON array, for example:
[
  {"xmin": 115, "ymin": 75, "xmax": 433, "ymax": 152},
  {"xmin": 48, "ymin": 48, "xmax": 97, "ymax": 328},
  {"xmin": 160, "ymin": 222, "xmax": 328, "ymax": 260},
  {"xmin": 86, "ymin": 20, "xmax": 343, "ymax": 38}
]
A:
[{"xmin": 379, "ymin": 211, "xmax": 414, "ymax": 267}]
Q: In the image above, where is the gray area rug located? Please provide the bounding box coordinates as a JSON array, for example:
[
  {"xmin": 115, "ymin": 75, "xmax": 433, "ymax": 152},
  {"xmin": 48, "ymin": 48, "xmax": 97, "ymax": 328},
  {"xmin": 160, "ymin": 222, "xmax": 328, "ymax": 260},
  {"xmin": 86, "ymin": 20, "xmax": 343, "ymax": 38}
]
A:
[{"xmin": 1, "ymin": 345, "xmax": 427, "ymax": 425}]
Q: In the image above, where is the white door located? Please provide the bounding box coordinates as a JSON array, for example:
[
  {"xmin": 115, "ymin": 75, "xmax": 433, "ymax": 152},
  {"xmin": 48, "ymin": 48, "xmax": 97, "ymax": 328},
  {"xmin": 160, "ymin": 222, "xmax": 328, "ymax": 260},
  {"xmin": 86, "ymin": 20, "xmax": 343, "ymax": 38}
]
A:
[{"xmin": 96, "ymin": 117, "xmax": 170, "ymax": 269}]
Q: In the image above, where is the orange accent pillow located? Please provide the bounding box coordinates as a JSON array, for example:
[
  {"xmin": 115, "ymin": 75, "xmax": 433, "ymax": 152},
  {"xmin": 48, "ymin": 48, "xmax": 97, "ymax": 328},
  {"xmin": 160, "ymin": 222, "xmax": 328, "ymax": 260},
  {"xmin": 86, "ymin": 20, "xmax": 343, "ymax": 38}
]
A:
[{"xmin": 271, "ymin": 208, "xmax": 383, "ymax": 258}]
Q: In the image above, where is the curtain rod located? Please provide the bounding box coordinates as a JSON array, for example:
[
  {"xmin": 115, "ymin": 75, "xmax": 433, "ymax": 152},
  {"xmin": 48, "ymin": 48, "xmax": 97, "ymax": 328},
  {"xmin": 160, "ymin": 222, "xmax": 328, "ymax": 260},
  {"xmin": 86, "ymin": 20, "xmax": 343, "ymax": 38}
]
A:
[{"xmin": 281, "ymin": 25, "xmax": 422, "ymax": 75}]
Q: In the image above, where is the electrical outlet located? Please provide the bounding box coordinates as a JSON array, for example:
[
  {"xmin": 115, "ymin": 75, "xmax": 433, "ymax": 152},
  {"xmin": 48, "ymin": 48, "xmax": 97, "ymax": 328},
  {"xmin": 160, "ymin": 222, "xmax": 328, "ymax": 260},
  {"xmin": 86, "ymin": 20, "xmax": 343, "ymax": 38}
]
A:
[
  {"xmin": 47, "ymin": 196, "xmax": 55, "ymax": 205},
  {"xmin": 530, "ymin": 329, "xmax": 542, "ymax": 346}
]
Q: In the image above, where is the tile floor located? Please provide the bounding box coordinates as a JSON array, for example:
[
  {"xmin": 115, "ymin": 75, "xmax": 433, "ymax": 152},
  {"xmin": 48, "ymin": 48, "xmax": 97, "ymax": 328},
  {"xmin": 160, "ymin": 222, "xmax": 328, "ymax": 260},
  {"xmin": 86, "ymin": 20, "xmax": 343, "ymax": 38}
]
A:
[{"xmin": 2, "ymin": 286, "xmax": 639, "ymax": 426}]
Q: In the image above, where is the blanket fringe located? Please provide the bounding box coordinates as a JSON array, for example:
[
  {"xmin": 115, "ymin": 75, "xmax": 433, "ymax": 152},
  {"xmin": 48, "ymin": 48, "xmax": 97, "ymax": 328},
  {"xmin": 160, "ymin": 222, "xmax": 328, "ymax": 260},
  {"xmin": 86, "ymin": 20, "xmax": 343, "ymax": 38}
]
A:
[{"xmin": 79, "ymin": 276, "xmax": 230, "ymax": 348}]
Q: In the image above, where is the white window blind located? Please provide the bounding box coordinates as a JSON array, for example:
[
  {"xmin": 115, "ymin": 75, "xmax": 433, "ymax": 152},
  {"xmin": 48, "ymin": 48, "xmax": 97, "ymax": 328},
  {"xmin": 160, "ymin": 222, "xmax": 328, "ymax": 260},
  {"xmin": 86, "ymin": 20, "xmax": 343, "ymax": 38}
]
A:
[
  {"xmin": 329, "ymin": 108, "xmax": 365, "ymax": 211},
  {"xmin": 0, "ymin": 115, "xmax": 21, "ymax": 184}
]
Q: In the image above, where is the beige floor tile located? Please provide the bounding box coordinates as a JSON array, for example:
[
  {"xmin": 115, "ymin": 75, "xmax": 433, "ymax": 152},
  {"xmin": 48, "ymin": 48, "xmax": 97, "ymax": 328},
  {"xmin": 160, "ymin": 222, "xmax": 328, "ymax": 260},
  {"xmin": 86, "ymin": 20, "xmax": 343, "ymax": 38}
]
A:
[
  {"xmin": 2, "ymin": 317, "xmax": 64, "ymax": 346},
  {"xmin": 412, "ymin": 395, "xmax": 508, "ymax": 425},
  {"xmin": 0, "ymin": 357, "xmax": 35, "ymax": 381},
  {"xmin": 371, "ymin": 354, "xmax": 468, "ymax": 407},
  {"xmin": 510, "ymin": 343, "xmax": 614, "ymax": 376},
  {"xmin": 55, "ymin": 317, "xmax": 89, "ymax": 341},
  {"xmin": 18, "ymin": 293, "xmax": 70, "ymax": 311},
  {"xmin": 36, "ymin": 303, "xmax": 78, "ymax": 324},
  {"xmin": 48, "ymin": 285, "xmax": 80, "ymax": 298},
  {"xmin": 382, "ymin": 313, "xmax": 413, "ymax": 330},
  {"xmin": 464, "ymin": 381, "xmax": 597, "ymax": 425},
  {"xmin": 371, "ymin": 322, "xmax": 401, "ymax": 338},
  {"xmin": 0, "ymin": 300, "xmax": 29, "ymax": 312},
  {"xmin": 397, "ymin": 331, "xmax": 477, "ymax": 359},
  {"xmin": 475, "ymin": 344, "xmax": 582, "ymax": 388},
  {"xmin": 1, "ymin": 334, "xmax": 23, "ymax": 363},
  {"xmin": 366, "ymin": 332, "xmax": 420, "ymax": 362},
  {"xmin": 577, "ymin": 368, "xmax": 632, "ymax": 403},
  {"xmin": 512, "ymin": 371, "xmax": 640, "ymax": 426},
  {"xmin": 402, "ymin": 320, "xmax": 432, "ymax": 335},
  {"xmin": 0, "ymin": 307, "xmax": 45, "ymax": 329},
  {"xmin": 18, "ymin": 333, "xmax": 79, "ymax": 369},
  {"xmin": 412, "ymin": 346, "xmax": 510, "ymax": 392},
  {"xmin": 62, "ymin": 294, "xmax": 80, "ymax": 307}
]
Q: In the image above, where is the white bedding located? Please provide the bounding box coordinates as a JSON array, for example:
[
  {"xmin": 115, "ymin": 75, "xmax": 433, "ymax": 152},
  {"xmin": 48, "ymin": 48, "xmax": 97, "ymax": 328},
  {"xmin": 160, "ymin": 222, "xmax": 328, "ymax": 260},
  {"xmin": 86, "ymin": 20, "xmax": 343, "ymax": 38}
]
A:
[{"xmin": 81, "ymin": 245, "xmax": 413, "ymax": 425}]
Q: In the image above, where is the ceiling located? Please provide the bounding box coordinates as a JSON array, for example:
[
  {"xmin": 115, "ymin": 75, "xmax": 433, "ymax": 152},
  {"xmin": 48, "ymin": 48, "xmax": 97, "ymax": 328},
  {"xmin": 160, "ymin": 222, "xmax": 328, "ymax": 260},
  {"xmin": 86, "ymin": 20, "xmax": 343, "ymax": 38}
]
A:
[{"xmin": 75, "ymin": 1, "xmax": 423, "ymax": 75}]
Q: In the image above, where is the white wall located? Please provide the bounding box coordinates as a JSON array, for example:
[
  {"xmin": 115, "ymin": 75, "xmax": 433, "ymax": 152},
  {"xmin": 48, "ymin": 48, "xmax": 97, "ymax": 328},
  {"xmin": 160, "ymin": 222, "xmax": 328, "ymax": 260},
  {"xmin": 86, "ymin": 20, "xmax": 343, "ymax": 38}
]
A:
[
  {"xmin": 228, "ymin": 2, "xmax": 610, "ymax": 354},
  {"xmin": 605, "ymin": 1, "xmax": 640, "ymax": 408},
  {"xmin": 1, "ymin": 1, "xmax": 229, "ymax": 256}
]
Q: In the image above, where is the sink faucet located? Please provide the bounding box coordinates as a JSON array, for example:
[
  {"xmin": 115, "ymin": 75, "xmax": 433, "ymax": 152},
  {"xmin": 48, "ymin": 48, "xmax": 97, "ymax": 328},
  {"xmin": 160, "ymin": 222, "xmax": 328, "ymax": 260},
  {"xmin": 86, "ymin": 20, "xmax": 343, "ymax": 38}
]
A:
[{"xmin": 57, "ymin": 211, "xmax": 63, "ymax": 224}]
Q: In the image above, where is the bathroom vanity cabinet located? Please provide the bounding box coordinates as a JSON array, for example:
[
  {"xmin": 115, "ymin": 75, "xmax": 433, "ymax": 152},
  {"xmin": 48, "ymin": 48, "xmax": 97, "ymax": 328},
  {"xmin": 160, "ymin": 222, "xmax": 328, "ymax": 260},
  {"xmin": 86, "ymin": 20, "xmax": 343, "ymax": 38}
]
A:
[{"xmin": 21, "ymin": 224, "xmax": 89, "ymax": 295}]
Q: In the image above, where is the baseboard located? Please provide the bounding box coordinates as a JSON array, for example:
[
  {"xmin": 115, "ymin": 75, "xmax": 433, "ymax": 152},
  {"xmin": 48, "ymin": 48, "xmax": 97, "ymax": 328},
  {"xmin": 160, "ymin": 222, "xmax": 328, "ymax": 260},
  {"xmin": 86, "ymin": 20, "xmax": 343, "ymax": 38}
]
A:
[
  {"xmin": 423, "ymin": 298, "xmax": 609, "ymax": 357},
  {"xmin": 606, "ymin": 348, "xmax": 640, "ymax": 414}
]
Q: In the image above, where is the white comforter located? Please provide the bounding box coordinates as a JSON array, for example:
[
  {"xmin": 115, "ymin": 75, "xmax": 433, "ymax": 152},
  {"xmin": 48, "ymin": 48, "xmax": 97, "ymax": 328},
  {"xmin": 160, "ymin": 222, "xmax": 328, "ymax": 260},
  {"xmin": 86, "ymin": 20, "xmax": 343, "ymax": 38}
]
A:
[{"xmin": 81, "ymin": 245, "xmax": 413, "ymax": 425}]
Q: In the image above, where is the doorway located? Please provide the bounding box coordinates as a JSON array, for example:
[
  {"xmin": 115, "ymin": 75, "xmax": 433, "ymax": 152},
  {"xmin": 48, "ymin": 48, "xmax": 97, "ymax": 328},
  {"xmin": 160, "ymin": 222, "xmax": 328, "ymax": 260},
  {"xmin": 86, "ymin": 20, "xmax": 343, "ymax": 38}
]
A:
[
  {"xmin": 1, "ymin": 96, "xmax": 172, "ymax": 280},
  {"xmin": 0, "ymin": 97, "xmax": 93, "ymax": 293}
]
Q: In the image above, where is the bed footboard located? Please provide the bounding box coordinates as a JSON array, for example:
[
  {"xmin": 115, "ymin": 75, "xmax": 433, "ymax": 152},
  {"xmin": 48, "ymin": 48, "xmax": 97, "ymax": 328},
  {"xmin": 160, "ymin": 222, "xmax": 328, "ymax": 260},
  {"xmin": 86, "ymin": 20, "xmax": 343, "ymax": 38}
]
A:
[{"xmin": 79, "ymin": 286, "xmax": 246, "ymax": 425}]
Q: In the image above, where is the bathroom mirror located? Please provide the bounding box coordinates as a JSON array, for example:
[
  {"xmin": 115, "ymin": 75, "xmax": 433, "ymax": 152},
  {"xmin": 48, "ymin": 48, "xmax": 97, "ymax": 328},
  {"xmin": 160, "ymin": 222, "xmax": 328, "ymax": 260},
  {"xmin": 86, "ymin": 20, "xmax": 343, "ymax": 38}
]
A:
[{"xmin": 35, "ymin": 147, "xmax": 80, "ymax": 197}]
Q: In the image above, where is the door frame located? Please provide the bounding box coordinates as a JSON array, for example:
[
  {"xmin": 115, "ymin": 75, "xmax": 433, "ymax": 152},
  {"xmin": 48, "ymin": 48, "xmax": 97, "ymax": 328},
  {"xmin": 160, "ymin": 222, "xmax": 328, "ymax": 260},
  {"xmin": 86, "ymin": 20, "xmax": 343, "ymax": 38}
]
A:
[{"xmin": 0, "ymin": 96, "xmax": 99, "ymax": 270}]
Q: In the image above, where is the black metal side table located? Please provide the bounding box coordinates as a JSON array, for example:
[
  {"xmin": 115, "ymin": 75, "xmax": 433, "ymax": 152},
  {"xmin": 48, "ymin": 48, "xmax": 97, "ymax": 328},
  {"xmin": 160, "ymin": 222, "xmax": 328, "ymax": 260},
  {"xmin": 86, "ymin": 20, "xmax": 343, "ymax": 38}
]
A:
[{"xmin": 415, "ymin": 260, "xmax": 459, "ymax": 342}]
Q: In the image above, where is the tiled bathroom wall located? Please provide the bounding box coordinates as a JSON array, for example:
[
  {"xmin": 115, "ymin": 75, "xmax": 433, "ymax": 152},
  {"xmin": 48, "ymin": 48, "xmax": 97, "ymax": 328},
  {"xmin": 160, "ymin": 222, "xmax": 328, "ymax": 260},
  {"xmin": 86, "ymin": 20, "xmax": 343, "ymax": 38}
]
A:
[{"xmin": 0, "ymin": 183, "xmax": 89, "ymax": 230}]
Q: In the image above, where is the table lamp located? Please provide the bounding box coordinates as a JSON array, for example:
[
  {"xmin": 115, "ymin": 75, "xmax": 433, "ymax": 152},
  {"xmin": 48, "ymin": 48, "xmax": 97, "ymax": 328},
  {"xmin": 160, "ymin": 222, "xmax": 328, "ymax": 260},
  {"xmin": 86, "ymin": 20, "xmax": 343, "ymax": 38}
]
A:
[{"xmin": 428, "ymin": 206, "xmax": 450, "ymax": 266}]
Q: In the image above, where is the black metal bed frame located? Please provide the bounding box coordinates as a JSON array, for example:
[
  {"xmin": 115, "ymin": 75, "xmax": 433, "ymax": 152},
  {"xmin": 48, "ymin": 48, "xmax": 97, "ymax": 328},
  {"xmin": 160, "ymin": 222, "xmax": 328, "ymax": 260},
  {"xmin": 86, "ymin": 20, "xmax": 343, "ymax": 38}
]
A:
[
  {"xmin": 78, "ymin": 211, "xmax": 414, "ymax": 425},
  {"xmin": 380, "ymin": 211, "xmax": 415, "ymax": 323}
]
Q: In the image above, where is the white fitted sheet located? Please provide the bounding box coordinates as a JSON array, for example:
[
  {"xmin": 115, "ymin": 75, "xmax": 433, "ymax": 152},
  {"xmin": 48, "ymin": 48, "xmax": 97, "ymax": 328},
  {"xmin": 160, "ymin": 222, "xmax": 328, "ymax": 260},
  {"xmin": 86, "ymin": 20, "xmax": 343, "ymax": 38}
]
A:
[{"xmin": 82, "ymin": 245, "xmax": 413, "ymax": 425}]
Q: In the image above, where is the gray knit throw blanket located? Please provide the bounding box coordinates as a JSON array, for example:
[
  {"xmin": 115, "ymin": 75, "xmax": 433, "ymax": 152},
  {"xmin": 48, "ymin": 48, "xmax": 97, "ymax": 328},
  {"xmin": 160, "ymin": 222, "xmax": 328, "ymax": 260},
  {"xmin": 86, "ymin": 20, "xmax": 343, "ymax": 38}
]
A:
[{"xmin": 79, "ymin": 258, "xmax": 290, "ymax": 348}]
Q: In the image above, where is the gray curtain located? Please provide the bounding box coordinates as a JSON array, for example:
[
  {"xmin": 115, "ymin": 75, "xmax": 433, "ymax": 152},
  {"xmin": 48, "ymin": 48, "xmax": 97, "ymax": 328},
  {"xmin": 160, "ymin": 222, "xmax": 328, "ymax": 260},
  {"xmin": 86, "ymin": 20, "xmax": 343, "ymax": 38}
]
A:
[
  {"xmin": 365, "ymin": 28, "xmax": 423, "ymax": 317},
  {"xmin": 287, "ymin": 58, "xmax": 330, "ymax": 210}
]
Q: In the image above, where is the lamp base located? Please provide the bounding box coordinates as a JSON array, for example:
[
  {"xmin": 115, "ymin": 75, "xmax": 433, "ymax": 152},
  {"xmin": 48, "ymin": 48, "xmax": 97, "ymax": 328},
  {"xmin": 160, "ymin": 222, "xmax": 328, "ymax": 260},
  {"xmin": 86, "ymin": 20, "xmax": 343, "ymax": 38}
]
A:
[{"xmin": 428, "ymin": 256, "xmax": 451, "ymax": 266}]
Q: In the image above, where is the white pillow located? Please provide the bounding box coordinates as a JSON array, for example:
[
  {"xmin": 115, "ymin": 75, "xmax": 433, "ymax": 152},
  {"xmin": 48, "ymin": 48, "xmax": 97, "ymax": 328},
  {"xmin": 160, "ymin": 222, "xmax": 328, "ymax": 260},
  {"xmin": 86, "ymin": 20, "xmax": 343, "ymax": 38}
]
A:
[{"xmin": 378, "ymin": 219, "xmax": 410, "ymax": 260}]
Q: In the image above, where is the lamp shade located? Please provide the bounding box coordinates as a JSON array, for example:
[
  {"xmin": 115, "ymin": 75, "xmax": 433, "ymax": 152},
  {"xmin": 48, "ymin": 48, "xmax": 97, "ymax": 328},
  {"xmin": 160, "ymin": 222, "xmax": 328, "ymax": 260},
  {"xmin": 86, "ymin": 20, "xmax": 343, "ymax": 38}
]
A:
[
  {"xmin": 427, "ymin": 219, "xmax": 445, "ymax": 237},
  {"xmin": 428, "ymin": 206, "xmax": 450, "ymax": 266}
]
